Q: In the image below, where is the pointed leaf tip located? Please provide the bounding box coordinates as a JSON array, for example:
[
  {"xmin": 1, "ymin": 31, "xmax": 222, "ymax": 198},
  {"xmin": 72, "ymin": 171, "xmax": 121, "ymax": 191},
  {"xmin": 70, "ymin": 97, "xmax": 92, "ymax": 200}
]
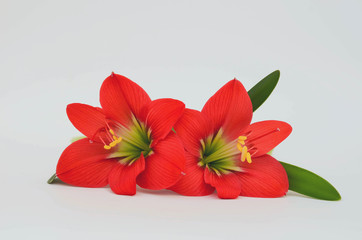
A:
[
  {"xmin": 248, "ymin": 70, "xmax": 280, "ymax": 112},
  {"xmin": 47, "ymin": 173, "xmax": 57, "ymax": 184},
  {"xmin": 280, "ymin": 161, "xmax": 341, "ymax": 201}
]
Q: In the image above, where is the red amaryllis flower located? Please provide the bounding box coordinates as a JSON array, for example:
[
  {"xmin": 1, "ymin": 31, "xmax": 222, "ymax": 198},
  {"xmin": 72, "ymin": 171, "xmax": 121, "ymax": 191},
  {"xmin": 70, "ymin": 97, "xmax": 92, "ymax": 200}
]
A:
[
  {"xmin": 168, "ymin": 79, "xmax": 292, "ymax": 199},
  {"xmin": 56, "ymin": 73, "xmax": 186, "ymax": 195}
]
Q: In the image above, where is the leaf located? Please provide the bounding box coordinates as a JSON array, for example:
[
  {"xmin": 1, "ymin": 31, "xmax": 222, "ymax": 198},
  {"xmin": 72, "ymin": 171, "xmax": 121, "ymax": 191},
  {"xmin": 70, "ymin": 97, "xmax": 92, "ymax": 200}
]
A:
[
  {"xmin": 280, "ymin": 161, "xmax": 341, "ymax": 201},
  {"xmin": 248, "ymin": 70, "xmax": 280, "ymax": 112},
  {"xmin": 47, "ymin": 173, "xmax": 57, "ymax": 184}
]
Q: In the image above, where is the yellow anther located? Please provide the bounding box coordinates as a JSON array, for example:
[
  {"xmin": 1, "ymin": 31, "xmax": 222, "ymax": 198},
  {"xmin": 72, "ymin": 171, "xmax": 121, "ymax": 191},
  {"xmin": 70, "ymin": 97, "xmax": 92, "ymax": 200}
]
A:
[
  {"xmin": 241, "ymin": 146, "xmax": 248, "ymax": 162},
  {"xmin": 103, "ymin": 132, "xmax": 122, "ymax": 150},
  {"xmin": 237, "ymin": 143, "xmax": 243, "ymax": 152},
  {"xmin": 238, "ymin": 136, "xmax": 247, "ymax": 141},
  {"xmin": 236, "ymin": 136, "xmax": 252, "ymax": 164},
  {"xmin": 246, "ymin": 152, "xmax": 252, "ymax": 163}
]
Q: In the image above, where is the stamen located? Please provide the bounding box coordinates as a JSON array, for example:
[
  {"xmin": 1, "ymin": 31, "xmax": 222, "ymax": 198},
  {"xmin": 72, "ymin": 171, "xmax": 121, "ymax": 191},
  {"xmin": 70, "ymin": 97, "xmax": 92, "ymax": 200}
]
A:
[
  {"xmin": 109, "ymin": 129, "xmax": 115, "ymax": 135},
  {"xmin": 246, "ymin": 152, "xmax": 252, "ymax": 163},
  {"xmin": 101, "ymin": 124, "xmax": 123, "ymax": 150},
  {"xmin": 251, "ymin": 150, "xmax": 258, "ymax": 156},
  {"xmin": 238, "ymin": 136, "xmax": 247, "ymax": 141},
  {"xmin": 237, "ymin": 142, "xmax": 243, "ymax": 152},
  {"xmin": 106, "ymin": 131, "xmax": 113, "ymax": 142},
  {"xmin": 247, "ymin": 128, "xmax": 281, "ymax": 142},
  {"xmin": 98, "ymin": 136, "xmax": 106, "ymax": 145},
  {"xmin": 241, "ymin": 146, "xmax": 247, "ymax": 162},
  {"xmin": 237, "ymin": 135, "xmax": 252, "ymax": 164}
]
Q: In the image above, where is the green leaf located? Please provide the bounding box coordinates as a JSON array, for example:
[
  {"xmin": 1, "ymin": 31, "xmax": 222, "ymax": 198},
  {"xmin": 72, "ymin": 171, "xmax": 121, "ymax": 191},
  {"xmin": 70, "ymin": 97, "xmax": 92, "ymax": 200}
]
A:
[
  {"xmin": 248, "ymin": 70, "xmax": 280, "ymax": 112},
  {"xmin": 47, "ymin": 173, "xmax": 57, "ymax": 184},
  {"xmin": 280, "ymin": 161, "xmax": 341, "ymax": 201}
]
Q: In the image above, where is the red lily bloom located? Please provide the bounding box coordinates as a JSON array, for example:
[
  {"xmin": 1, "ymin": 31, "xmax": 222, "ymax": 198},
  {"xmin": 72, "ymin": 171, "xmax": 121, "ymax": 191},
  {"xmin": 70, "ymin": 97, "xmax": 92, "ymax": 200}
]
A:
[
  {"xmin": 56, "ymin": 73, "xmax": 186, "ymax": 195},
  {"xmin": 168, "ymin": 79, "xmax": 292, "ymax": 199}
]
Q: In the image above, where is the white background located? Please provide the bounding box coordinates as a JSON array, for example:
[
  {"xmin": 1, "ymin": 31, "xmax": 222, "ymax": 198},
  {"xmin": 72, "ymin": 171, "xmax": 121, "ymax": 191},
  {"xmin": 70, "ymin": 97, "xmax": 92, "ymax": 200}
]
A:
[{"xmin": 1, "ymin": 0, "xmax": 361, "ymax": 239}]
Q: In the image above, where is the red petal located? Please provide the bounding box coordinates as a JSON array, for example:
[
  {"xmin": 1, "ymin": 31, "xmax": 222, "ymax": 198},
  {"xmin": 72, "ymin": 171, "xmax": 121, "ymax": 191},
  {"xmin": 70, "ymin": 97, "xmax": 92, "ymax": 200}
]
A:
[
  {"xmin": 137, "ymin": 132, "xmax": 186, "ymax": 190},
  {"xmin": 67, "ymin": 103, "xmax": 106, "ymax": 139},
  {"xmin": 174, "ymin": 109, "xmax": 211, "ymax": 157},
  {"xmin": 247, "ymin": 120, "xmax": 292, "ymax": 157},
  {"xmin": 145, "ymin": 98, "xmax": 185, "ymax": 142},
  {"xmin": 238, "ymin": 154, "xmax": 289, "ymax": 198},
  {"xmin": 168, "ymin": 152, "xmax": 214, "ymax": 196},
  {"xmin": 108, "ymin": 155, "xmax": 146, "ymax": 195},
  {"xmin": 100, "ymin": 73, "xmax": 151, "ymax": 126},
  {"xmin": 202, "ymin": 79, "xmax": 253, "ymax": 140},
  {"xmin": 204, "ymin": 168, "xmax": 242, "ymax": 199},
  {"xmin": 56, "ymin": 138, "xmax": 116, "ymax": 187}
]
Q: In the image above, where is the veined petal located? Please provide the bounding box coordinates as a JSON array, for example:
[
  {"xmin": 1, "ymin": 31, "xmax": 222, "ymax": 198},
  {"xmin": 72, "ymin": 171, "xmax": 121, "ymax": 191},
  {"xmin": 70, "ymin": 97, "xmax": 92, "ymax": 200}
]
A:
[
  {"xmin": 174, "ymin": 109, "xmax": 211, "ymax": 157},
  {"xmin": 108, "ymin": 155, "xmax": 146, "ymax": 195},
  {"xmin": 204, "ymin": 168, "xmax": 242, "ymax": 199},
  {"xmin": 137, "ymin": 132, "xmax": 186, "ymax": 190},
  {"xmin": 145, "ymin": 98, "xmax": 185, "ymax": 142},
  {"xmin": 100, "ymin": 73, "xmax": 151, "ymax": 126},
  {"xmin": 202, "ymin": 79, "xmax": 253, "ymax": 140},
  {"xmin": 168, "ymin": 152, "xmax": 214, "ymax": 196},
  {"xmin": 56, "ymin": 138, "xmax": 116, "ymax": 187},
  {"xmin": 67, "ymin": 103, "xmax": 106, "ymax": 139},
  {"xmin": 247, "ymin": 120, "xmax": 292, "ymax": 157},
  {"xmin": 238, "ymin": 154, "xmax": 289, "ymax": 198}
]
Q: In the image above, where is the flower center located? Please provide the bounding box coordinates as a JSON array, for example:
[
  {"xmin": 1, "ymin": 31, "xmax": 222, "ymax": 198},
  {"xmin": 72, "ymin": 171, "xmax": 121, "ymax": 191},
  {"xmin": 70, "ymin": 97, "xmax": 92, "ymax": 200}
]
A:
[
  {"xmin": 198, "ymin": 130, "xmax": 242, "ymax": 176},
  {"xmin": 102, "ymin": 118, "xmax": 153, "ymax": 165}
]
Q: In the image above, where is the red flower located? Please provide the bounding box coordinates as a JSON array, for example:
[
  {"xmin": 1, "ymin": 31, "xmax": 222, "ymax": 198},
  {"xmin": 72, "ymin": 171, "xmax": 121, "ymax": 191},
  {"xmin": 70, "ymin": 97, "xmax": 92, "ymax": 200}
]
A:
[
  {"xmin": 168, "ymin": 79, "xmax": 292, "ymax": 199},
  {"xmin": 56, "ymin": 73, "xmax": 186, "ymax": 195}
]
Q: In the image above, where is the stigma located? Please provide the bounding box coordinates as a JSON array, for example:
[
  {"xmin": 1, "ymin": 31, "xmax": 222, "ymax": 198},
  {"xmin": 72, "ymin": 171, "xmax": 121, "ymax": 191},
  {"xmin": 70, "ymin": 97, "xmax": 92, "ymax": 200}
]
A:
[
  {"xmin": 236, "ymin": 136, "xmax": 252, "ymax": 164},
  {"xmin": 104, "ymin": 129, "xmax": 122, "ymax": 150}
]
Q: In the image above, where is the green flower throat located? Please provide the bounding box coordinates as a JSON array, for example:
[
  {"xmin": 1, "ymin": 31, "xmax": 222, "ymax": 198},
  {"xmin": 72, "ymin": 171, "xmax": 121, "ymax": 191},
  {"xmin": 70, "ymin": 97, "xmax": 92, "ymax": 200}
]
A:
[
  {"xmin": 108, "ymin": 118, "xmax": 153, "ymax": 165},
  {"xmin": 198, "ymin": 130, "xmax": 242, "ymax": 175}
]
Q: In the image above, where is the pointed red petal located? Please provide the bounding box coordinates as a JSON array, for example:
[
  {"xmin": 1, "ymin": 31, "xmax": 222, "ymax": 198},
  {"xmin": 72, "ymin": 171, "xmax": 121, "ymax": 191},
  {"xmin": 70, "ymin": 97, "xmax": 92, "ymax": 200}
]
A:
[
  {"xmin": 67, "ymin": 103, "xmax": 106, "ymax": 139},
  {"xmin": 202, "ymin": 79, "xmax": 253, "ymax": 140},
  {"xmin": 247, "ymin": 120, "xmax": 292, "ymax": 157},
  {"xmin": 100, "ymin": 73, "xmax": 151, "ymax": 126},
  {"xmin": 145, "ymin": 98, "xmax": 185, "ymax": 142},
  {"xmin": 238, "ymin": 154, "xmax": 289, "ymax": 198},
  {"xmin": 204, "ymin": 168, "xmax": 241, "ymax": 199},
  {"xmin": 56, "ymin": 138, "xmax": 116, "ymax": 187},
  {"xmin": 168, "ymin": 152, "xmax": 214, "ymax": 196},
  {"xmin": 108, "ymin": 155, "xmax": 146, "ymax": 195},
  {"xmin": 137, "ymin": 132, "xmax": 186, "ymax": 190},
  {"xmin": 174, "ymin": 109, "xmax": 211, "ymax": 157}
]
